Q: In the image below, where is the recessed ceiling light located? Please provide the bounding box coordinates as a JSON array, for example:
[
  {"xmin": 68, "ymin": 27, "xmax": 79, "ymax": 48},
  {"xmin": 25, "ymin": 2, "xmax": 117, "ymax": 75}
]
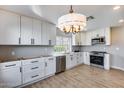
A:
[
  {"xmin": 113, "ymin": 5, "xmax": 120, "ymax": 10},
  {"xmin": 119, "ymin": 19, "xmax": 124, "ymax": 23}
]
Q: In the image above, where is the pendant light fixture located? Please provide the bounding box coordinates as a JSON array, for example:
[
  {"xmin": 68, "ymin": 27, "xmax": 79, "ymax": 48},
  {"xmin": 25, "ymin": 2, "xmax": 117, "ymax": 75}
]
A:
[{"xmin": 58, "ymin": 5, "xmax": 87, "ymax": 34}]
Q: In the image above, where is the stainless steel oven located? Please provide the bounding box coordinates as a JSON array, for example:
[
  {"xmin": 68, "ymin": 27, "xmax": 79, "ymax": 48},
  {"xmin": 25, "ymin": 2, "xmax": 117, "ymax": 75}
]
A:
[{"xmin": 90, "ymin": 51, "xmax": 106, "ymax": 68}]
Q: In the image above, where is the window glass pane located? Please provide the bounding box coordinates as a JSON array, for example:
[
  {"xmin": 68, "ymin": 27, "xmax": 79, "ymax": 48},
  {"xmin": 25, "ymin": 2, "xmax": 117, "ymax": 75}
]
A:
[{"xmin": 54, "ymin": 36, "xmax": 72, "ymax": 53}]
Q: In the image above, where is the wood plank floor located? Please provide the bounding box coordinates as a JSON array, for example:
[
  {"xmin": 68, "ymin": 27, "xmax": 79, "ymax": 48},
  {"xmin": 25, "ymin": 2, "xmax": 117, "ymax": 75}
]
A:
[{"xmin": 26, "ymin": 65, "xmax": 124, "ymax": 88}]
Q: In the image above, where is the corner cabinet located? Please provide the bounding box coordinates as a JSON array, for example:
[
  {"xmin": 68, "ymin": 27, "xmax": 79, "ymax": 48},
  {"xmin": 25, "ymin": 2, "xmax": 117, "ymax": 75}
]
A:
[{"xmin": 0, "ymin": 10, "xmax": 20, "ymax": 45}]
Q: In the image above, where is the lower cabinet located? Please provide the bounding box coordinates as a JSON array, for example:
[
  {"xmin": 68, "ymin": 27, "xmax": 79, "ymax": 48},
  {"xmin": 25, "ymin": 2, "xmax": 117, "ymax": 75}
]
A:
[
  {"xmin": 104, "ymin": 54, "xmax": 110, "ymax": 70},
  {"xmin": 83, "ymin": 52, "xmax": 90, "ymax": 65},
  {"xmin": 0, "ymin": 61, "xmax": 22, "ymax": 88},
  {"xmin": 22, "ymin": 57, "xmax": 56, "ymax": 85},
  {"xmin": 22, "ymin": 58, "xmax": 45, "ymax": 84},
  {"xmin": 44, "ymin": 57, "xmax": 56, "ymax": 76},
  {"xmin": 66, "ymin": 52, "xmax": 84, "ymax": 70}
]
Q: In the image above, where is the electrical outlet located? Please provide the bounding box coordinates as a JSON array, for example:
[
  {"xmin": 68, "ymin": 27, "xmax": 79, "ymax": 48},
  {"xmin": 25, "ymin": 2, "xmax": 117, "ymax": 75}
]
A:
[{"xmin": 11, "ymin": 51, "xmax": 15, "ymax": 56}]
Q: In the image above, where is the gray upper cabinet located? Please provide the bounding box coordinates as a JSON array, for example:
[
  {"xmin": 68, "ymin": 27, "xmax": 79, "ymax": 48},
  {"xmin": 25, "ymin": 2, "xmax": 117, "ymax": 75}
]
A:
[
  {"xmin": 20, "ymin": 16, "xmax": 33, "ymax": 45},
  {"xmin": 0, "ymin": 10, "xmax": 20, "ymax": 45},
  {"xmin": 32, "ymin": 19, "xmax": 42, "ymax": 45}
]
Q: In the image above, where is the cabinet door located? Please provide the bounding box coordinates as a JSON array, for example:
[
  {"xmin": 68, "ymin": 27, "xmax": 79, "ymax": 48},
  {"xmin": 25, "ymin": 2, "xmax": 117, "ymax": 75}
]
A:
[
  {"xmin": 104, "ymin": 27, "xmax": 111, "ymax": 45},
  {"xmin": 97, "ymin": 29, "xmax": 105, "ymax": 37},
  {"xmin": 0, "ymin": 10, "xmax": 20, "ymax": 45},
  {"xmin": 0, "ymin": 67, "xmax": 21, "ymax": 88},
  {"xmin": 83, "ymin": 52, "xmax": 90, "ymax": 65},
  {"xmin": 80, "ymin": 52, "xmax": 84, "ymax": 64},
  {"xmin": 66, "ymin": 54, "xmax": 72, "ymax": 69},
  {"xmin": 21, "ymin": 16, "xmax": 33, "ymax": 45},
  {"xmin": 32, "ymin": 19, "xmax": 42, "ymax": 45},
  {"xmin": 47, "ymin": 23, "xmax": 56, "ymax": 45},
  {"xmin": 81, "ymin": 32, "xmax": 86, "ymax": 45},
  {"xmin": 72, "ymin": 33, "xmax": 81, "ymax": 45},
  {"xmin": 41, "ymin": 22, "xmax": 49, "ymax": 45},
  {"xmin": 45, "ymin": 58, "xmax": 56, "ymax": 76},
  {"xmin": 85, "ymin": 32, "xmax": 92, "ymax": 45}
]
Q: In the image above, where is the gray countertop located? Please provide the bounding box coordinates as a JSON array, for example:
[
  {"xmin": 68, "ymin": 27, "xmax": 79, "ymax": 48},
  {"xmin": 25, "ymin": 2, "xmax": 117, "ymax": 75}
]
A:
[{"xmin": 0, "ymin": 55, "xmax": 54, "ymax": 63}]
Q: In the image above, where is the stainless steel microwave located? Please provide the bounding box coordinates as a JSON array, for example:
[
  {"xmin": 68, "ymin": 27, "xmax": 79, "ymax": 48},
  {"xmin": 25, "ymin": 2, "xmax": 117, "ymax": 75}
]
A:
[{"xmin": 91, "ymin": 37, "xmax": 105, "ymax": 45}]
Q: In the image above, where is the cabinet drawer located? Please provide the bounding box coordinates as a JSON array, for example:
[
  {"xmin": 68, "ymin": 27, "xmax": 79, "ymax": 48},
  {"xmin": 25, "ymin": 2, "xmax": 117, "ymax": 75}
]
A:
[
  {"xmin": 22, "ymin": 70, "xmax": 44, "ymax": 84},
  {"xmin": 0, "ymin": 61, "xmax": 21, "ymax": 70},
  {"xmin": 22, "ymin": 58, "xmax": 43, "ymax": 65},
  {"xmin": 22, "ymin": 62, "xmax": 45, "ymax": 73}
]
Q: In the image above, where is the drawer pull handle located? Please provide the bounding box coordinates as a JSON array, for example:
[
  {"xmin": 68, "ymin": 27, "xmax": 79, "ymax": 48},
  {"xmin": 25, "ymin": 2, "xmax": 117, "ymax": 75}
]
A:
[
  {"xmin": 31, "ymin": 67, "xmax": 39, "ymax": 70},
  {"xmin": 5, "ymin": 64, "xmax": 16, "ymax": 67},
  {"xmin": 48, "ymin": 58, "xmax": 53, "ymax": 60},
  {"xmin": 31, "ymin": 61, "xmax": 38, "ymax": 63},
  {"xmin": 31, "ymin": 75, "xmax": 39, "ymax": 78}
]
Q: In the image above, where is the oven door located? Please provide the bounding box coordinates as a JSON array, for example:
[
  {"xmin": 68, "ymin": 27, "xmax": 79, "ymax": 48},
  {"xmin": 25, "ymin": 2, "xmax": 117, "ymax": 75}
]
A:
[{"xmin": 90, "ymin": 55, "xmax": 104, "ymax": 66}]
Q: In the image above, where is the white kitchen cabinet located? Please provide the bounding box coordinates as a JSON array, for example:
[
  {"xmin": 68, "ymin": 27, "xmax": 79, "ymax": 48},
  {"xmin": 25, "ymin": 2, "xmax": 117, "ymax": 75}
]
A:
[
  {"xmin": 0, "ymin": 61, "xmax": 22, "ymax": 88},
  {"xmin": 80, "ymin": 32, "xmax": 86, "ymax": 45},
  {"xmin": 104, "ymin": 54, "xmax": 110, "ymax": 70},
  {"xmin": 80, "ymin": 52, "xmax": 84, "ymax": 64},
  {"xmin": 83, "ymin": 52, "xmax": 90, "ymax": 65},
  {"xmin": 85, "ymin": 32, "xmax": 92, "ymax": 45},
  {"xmin": 74, "ymin": 52, "xmax": 82, "ymax": 65},
  {"xmin": 45, "ymin": 57, "xmax": 56, "ymax": 76},
  {"xmin": 91, "ymin": 29, "xmax": 105, "ymax": 38},
  {"xmin": 20, "ymin": 16, "xmax": 33, "ymax": 45},
  {"xmin": 104, "ymin": 27, "xmax": 111, "ymax": 45},
  {"xmin": 66, "ymin": 53, "xmax": 80, "ymax": 70},
  {"xmin": 41, "ymin": 22, "xmax": 56, "ymax": 45},
  {"xmin": 32, "ymin": 19, "xmax": 42, "ymax": 45},
  {"xmin": 66, "ymin": 54, "xmax": 72, "ymax": 70},
  {"xmin": 46, "ymin": 23, "xmax": 56, "ymax": 45},
  {"xmin": 72, "ymin": 33, "xmax": 81, "ymax": 45},
  {"xmin": 22, "ymin": 58, "xmax": 45, "ymax": 84},
  {"xmin": 41, "ymin": 22, "xmax": 49, "ymax": 45},
  {"xmin": 0, "ymin": 10, "xmax": 20, "ymax": 45}
]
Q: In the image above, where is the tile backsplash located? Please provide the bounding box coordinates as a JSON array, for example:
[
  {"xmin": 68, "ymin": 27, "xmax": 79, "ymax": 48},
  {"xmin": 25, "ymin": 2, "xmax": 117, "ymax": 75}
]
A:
[{"xmin": 0, "ymin": 46, "xmax": 54, "ymax": 60}]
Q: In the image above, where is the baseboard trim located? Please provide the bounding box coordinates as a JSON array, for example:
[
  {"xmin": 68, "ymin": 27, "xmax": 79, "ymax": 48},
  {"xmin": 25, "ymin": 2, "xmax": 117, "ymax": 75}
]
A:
[{"xmin": 111, "ymin": 66, "xmax": 124, "ymax": 71}]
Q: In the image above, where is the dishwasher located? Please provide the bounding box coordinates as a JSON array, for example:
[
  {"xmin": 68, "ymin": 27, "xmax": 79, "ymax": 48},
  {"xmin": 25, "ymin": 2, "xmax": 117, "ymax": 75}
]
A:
[{"xmin": 56, "ymin": 56, "xmax": 66, "ymax": 74}]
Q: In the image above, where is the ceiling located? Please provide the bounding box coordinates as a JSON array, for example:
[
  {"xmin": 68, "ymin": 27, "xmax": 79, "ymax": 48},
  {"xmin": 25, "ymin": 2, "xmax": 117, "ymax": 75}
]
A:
[{"xmin": 0, "ymin": 5, "xmax": 124, "ymax": 30}]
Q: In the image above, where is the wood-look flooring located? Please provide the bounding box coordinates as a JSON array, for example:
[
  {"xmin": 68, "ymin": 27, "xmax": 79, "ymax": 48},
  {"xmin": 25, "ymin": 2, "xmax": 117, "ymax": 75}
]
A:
[{"xmin": 26, "ymin": 65, "xmax": 124, "ymax": 88}]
